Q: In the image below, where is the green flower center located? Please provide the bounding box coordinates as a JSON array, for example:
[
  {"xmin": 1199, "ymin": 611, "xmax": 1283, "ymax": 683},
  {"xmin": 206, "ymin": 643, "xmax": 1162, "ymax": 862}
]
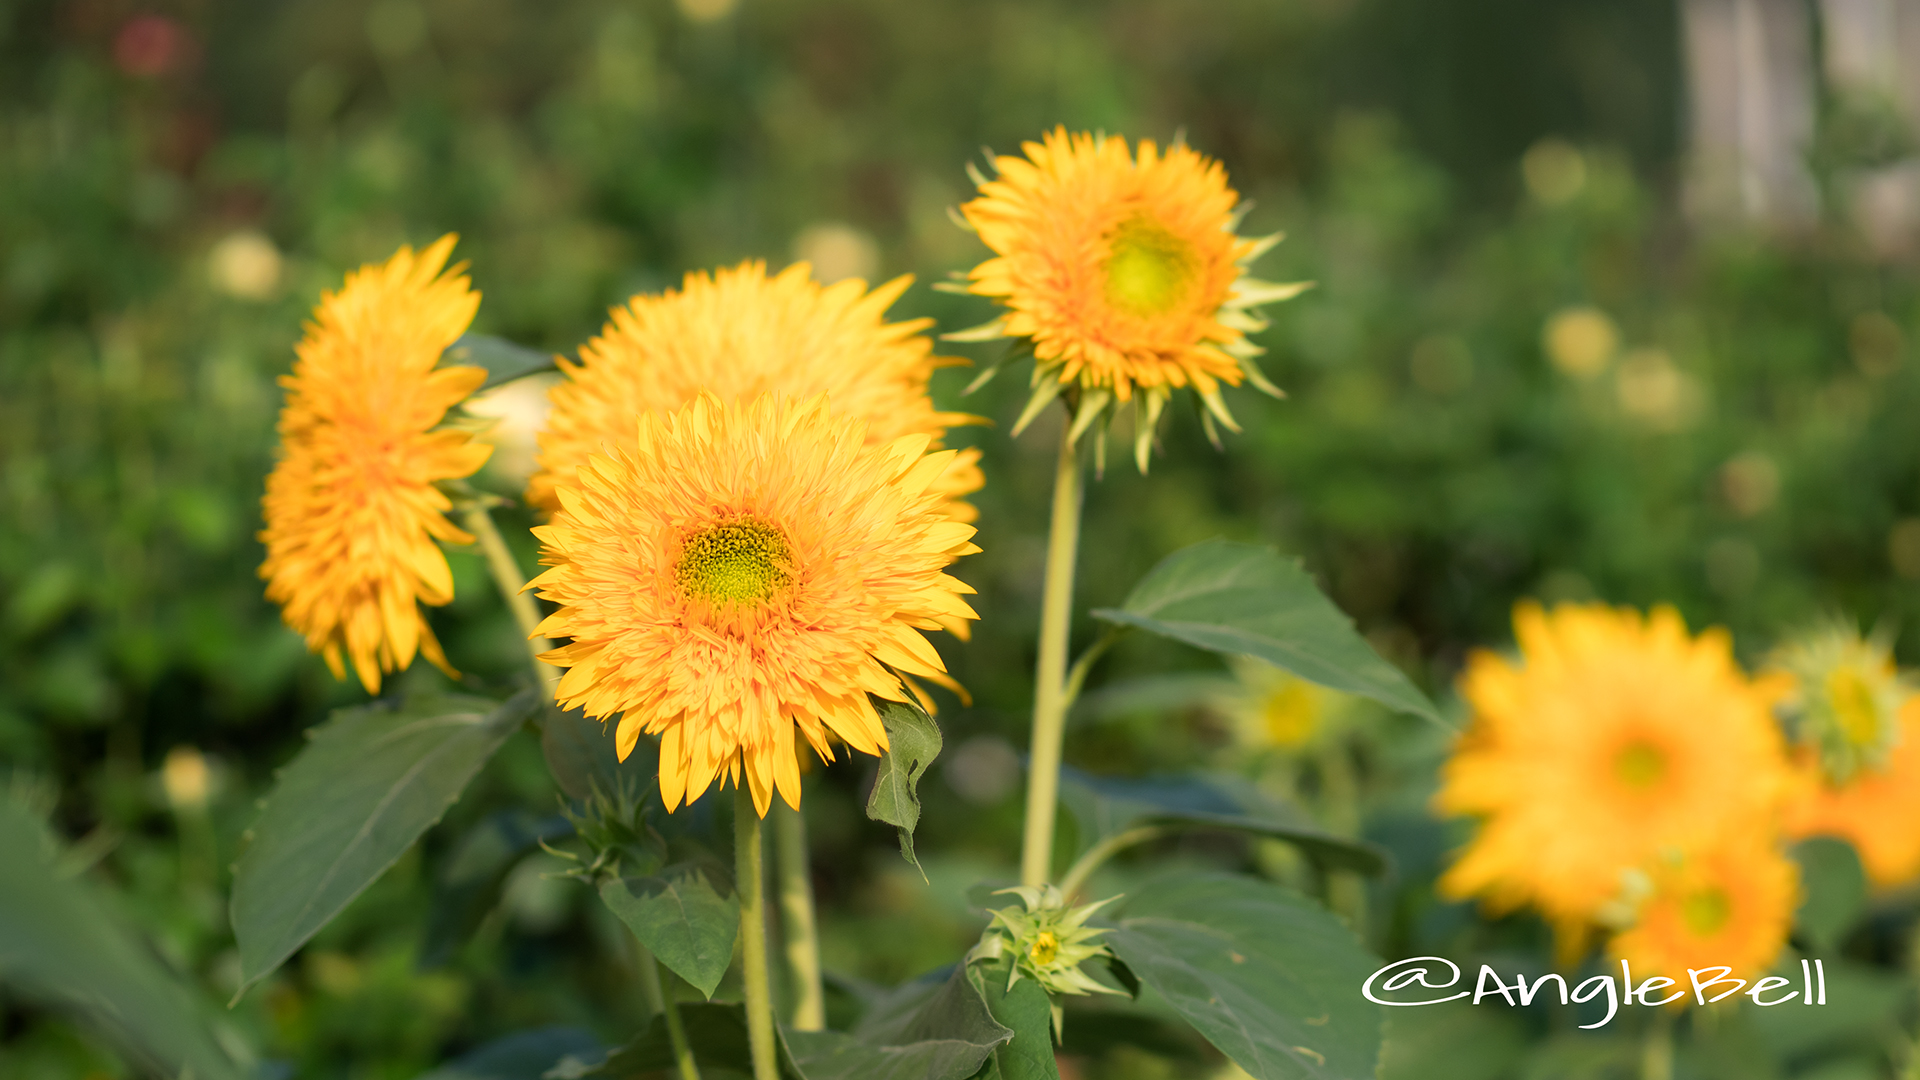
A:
[
  {"xmin": 1681, "ymin": 887, "xmax": 1731, "ymax": 937},
  {"xmin": 1613, "ymin": 739, "xmax": 1668, "ymax": 790},
  {"xmin": 1028, "ymin": 930, "xmax": 1060, "ymax": 967},
  {"xmin": 676, "ymin": 519, "xmax": 792, "ymax": 606},
  {"xmin": 1828, "ymin": 665, "xmax": 1882, "ymax": 748},
  {"xmin": 1102, "ymin": 218, "xmax": 1197, "ymax": 317}
]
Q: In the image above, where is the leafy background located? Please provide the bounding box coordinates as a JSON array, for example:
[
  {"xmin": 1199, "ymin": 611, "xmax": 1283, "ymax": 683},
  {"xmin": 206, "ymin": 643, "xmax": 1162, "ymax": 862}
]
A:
[{"xmin": 3, "ymin": 0, "xmax": 1918, "ymax": 1076}]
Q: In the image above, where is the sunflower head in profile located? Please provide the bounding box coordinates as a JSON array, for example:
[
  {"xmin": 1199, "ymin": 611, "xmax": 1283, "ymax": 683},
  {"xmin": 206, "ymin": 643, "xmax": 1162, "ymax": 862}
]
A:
[
  {"xmin": 526, "ymin": 261, "xmax": 983, "ymax": 524},
  {"xmin": 1435, "ymin": 602, "xmax": 1791, "ymax": 931},
  {"xmin": 258, "ymin": 235, "xmax": 492, "ymax": 694},
  {"xmin": 952, "ymin": 127, "xmax": 1308, "ymax": 471},
  {"xmin": 1769, "ymin": 622, "xmax": 1911, "ymax": 784},
  {"xmin": 1786, "ymin": 695, "xmax": 1920, "ymax": 888},
  {"xmin": 1607, "ymin": 839, "xmax": 1799, "ymax": 990},
  {"xmin": 527, "ymin": 394, "xmax": 981, "ymax": 817}
]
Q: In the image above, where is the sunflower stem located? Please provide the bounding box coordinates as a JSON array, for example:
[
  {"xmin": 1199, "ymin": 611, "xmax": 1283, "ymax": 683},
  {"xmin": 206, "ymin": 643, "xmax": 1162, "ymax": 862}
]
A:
[
  {"xmin": 1057, "ymin": 824, "xmax": 1171, "ymax": 901},
  {"xmin": 459, "ymin": 504, "xmax": 557, "ymax": 691},
  {"xmin": 1020, "ymin": 418, "xmax": 1085, "ymax": 887},
  {"xmin": 1640, "ymin": 1004, "xmax": 1674, "ymax": 1080},
  {"xmin": 635, "ymin": 943, "xmax": 702, "ymax": 1080},
  {"xmin": 735, "ymin": 787, "xmax": 780, "ymax": 1080},
  {"xmin": 773, "ymin": 800, "xmax": 827, "ymax": 1031}
]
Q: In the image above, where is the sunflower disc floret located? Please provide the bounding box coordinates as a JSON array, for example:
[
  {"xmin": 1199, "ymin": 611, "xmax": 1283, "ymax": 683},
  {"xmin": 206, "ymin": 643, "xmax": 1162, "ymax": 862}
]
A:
[
  {"xmin": 527, "ymin": 393, "xmax": 982, "ymax": 817},
  {"xmin": 258, "ymin": 235, "xmax": 492, "ymax": 693},
  {"xmin": 954, "ymin": 127, "xmax": 1308, "ymax": 470}
]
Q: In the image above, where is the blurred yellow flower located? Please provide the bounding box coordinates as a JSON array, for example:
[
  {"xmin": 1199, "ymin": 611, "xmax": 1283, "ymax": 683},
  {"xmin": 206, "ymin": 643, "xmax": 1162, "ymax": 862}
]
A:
[
  {"xmin": 1542, "ymin": 306, "xmax": 1617, "ymax": 378},
  {"xmin": 1222, "ymin": 655, "xmax": 1341, "ymax": 751},
  {"xmin": 956, "ymin": 127, "xmax": 1304, "ymax": 469},
  {"xmin": 527, "ymin": 261, "xmax": 982, "ymax": 524},
  {"xmin": 1770, "ymin": 623, "xmax": 1910, "ymax": 783},
  {"xmin": 527, "ymin": 395, "xmax": 980, "ymax": 817},
  {"xmin": 1436, "ymin": 602, "xmax": 1790, "ymax": 927},
  {"xmin": 1787, "ymin": 697, "xmax": 1920, "ymax": 888},
  {"xmin": 258, "ymin": 235, "xmax": 490, "ymax": 693},
  {"xmin": 1608, "ymin": 838, "xmax": 1798, "ymax": 987}
]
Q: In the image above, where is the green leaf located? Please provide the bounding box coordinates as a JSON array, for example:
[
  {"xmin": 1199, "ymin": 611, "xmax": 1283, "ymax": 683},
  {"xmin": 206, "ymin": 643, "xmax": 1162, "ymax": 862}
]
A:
[
  {"xmin": 1091, "ymin": 540, "xmax": 1443, "ymax": 727},
  {"xmin": 232, "ymin": 688, "xmax": 540, "ymax": 998},
  {"xmin": 788, "ymin": 962, "xmax": 1013, "ymax": 1080},
  {"xmin": 1791, "ymin": 837, "xmax": 1866, "ymax": 952},
  {"xmin": 598, "ymin": 864, "xmax": 739, "ymax": 998},
  {"xmin": 444, "ymin": 332, "xmax": 560, "ymax": 390},
  {"xmin": 541, "ymin": 703, "xmax": 656, "ymax": 805},
  {"xmin": 593, "ymin": 1002, "xmax": 809, "ymax": 1078},
  {"xmin": 1103, "ymin": 873, "xmax": 1383, "ymax": 1080},
  {"xmin": 415, "ymin": 1026, "xmax": 604, "ymax": 1080},
  {"xmin": 1059, "ymin": 766, "xmax": 1389, "ymax": 876},
  {"xmin": 865, "ymin": 701, "xmax": 943, "ymax": 878},
  {"xmin": 0, "ymin": 800, "xmax": 246, "ymax": 1080},
  {"xmin": 420, "ymin": 811, "xmax": 571, "ymax": 968},
  {"xmin": 966, "ymin": 956, "xmax": 1060, "ymax": 1080}
]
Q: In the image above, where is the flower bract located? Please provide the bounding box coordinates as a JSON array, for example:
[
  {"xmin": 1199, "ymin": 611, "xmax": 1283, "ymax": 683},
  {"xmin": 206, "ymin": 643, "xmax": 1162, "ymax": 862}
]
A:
[
  {"xmin": 527, "ymin": 394, "xmax": 980, "ymax": 817},
  {"xmin": 527, "ymin": 260, "xmax": 983, "ymax": 522},
  {"xmin": 1769, "ymin": 622, "xmax": 1911, "ymax": 783},
  {"xmin": 1787, "ymin": 696, "xmax": 1920, "ymax": 887},
  {"xmin": 954, "ymin": 127, "xmax": 1307, "ymax": 470},
  {"xmin": 258, "ymin": 235, "xmax": 491, "ymax": 694},
  {"xmin": 1435, "ymin": 602, "xmax": 1790, "ymax": 928},
  {"xmin": 974, "ymin": 885, "xmax": 1125, "ymax": 1000}
]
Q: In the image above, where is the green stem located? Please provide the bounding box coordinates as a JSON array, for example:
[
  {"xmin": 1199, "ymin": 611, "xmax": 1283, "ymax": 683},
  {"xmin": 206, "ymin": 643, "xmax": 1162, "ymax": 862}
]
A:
[
  {"xmin": 635, "ymin": 945, "xmax": 701, "ymax": 1080},
  {"xmin": 1315, "ymin": 738, "xmax": 1365, "ymax": 933},
  {"xmin": 1020, "ymin": 420, "xmax": 1085, "ymax": 887},
  {"xmin": 773, "ymin": 801, "xmax": 826, "ymax": 1031},
  {"xmin": 1641, "ymin": 1004, "xmax": 1674, "ymax": 1080},
  {"xmin": 460, "ymin": 503, "xmax": 558, "ymax": 691},
  {"xmin": 736, "ymin": 787, "xmax": 780, "ymax": 1080},
  {"xmin": 1057, "ymin": 824, "xmax": 1171, "ymax": 901}
]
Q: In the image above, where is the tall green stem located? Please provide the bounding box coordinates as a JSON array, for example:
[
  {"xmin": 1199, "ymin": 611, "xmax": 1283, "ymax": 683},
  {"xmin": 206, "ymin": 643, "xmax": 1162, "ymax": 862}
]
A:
[
  {"xmin": 1315, "ymin": 738, "xmax": 1365, "ymax": 933},
  {"xmin": 1020, "ymin": 420, "xmax": 1085, "ymax": 887},
  {"xmin": 1641, "ymin": 1004, "xmax": 1674, "ymax": 1080},
  {"xmin": 773, "ymin": 801, "xmax": 826, "ymax": 1031},
  {"xmin": 460, "ymin": 504, "xmax": 557, "ymax": 690},
  {"xmin": 635, "ymin": 945, "xmax": 701, "ymax": 1080},
  {"xmin": 735, "ymin": 787, "xmax": 780, "ymax": 1080}
]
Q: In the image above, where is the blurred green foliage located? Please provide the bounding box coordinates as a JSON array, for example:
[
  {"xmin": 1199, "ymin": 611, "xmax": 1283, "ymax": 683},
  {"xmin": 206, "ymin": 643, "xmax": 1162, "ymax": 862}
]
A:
[{"xmin": 3, "ymin": 0, "xmax": 1919, "ymax": 1075}]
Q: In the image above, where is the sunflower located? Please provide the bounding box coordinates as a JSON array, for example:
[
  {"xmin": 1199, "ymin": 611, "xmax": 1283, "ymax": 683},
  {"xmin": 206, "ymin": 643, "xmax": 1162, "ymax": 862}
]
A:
[
  {"xmin": 258, "ymin": 235, "xmax": 491, "ymax": 694},
  {"xmin": 526, "ymin": 260, "xmax": 983, "ymax": 522},
  {"xmin": 1608, "ymin": 839, "xmax": 1799, "ymax": 988},
  {"xmin": 1769, "ymin": 623, "xmax": 1911, "ymax": 783},
  {"xmin": 1787, "ymin": 697, "xmax": 1920, "ymax": 887},
  {"xmin": 1436, "ymin": 602, "xmax": 1791, "ymax": 928},
  {"xmin": 1219, "ymin": 654, "xmax": 1348, "ymax": 752},
  {"xmin": 527, "ymin": 394, "xmax": 981, "ymax": 817},
  {"xmin": 953, "ymin": 127, "xmax": 1307, "ymax": 470}
]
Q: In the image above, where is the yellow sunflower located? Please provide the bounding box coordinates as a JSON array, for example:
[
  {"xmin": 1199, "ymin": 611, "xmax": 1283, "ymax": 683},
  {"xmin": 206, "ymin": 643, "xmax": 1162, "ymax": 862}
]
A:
[
  {"xmin": 526, "ymin": 394, "xmax": 981, "ymax": 817},
  {"xmin": 1787, "ymin": 697, "xmax": 1920, "ymax": 887},
  {"xmin": 1608, "ymin": 838, "xmax": 1799, "ymax": 988},
  {"xmin": 954, "ymin": 126, "xmax": 1307, "ymax": 469},
  {"xmin": 1436, "ymin": 602, "xmax": 1791, "ymax": 927},
  {"xmin": 526, "ymin": 260, "xmax": 983, "ymax": 522},
  {"xmin": 258, "ymin": 235, "xmax": 491, "ymax": 694},
  {"xmin": 1769, "ymin": 623, "xmax": 1911, "ymax": 783}
]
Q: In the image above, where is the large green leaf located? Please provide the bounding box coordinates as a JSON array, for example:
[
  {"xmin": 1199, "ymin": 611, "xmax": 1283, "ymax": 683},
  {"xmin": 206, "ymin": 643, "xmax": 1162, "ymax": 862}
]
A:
[
  {"xmin": 444, "ymin": 332, "xmax": 560, "ymax": 390},
  {"xmin": 792, "ymin": 962, "xmax": 1013, "ymax": 1080},
  {"xmin": 232, "ymin": 688, "xmax": 541, "ymax": 997},
  {"xmin": 421, "ymin": 810, "xmax": 572, "ymax": 968},
  {"xmin": 598, "ymin": 864, "xmax": 739, "ymax": 998},
  {"xmin": 1091, "ymin": 540, "xmax": 1442, "ymax": 726},
  {"xmin": 415, "ymin": 1026, "xmax": 604, "ymax": 1080},
  {"xmin": 1059, "ymin": 766, "xmax": 1388, "ymax": 876},
  {"xmin": 1791, "ymin": 837, "xmax": 1866, "ymax": 952},
  {"xmin": 0, "ymin": 800, "xmax": 246, "ymax": 1080},
  {"xmin": 1103, "ymin": 873, "xmax": 1383, "ymax": 1080},
  {"xmin": 966, "ymin": 956, "xmax": 1060, "ymax": 1080},
  {"xmin": 593, "ymin": 1002, "xmax": 806, "ymax": 1078},
  {"xmin": 865, "ymin": 701, "xmax": 942, "ymax": 878}
]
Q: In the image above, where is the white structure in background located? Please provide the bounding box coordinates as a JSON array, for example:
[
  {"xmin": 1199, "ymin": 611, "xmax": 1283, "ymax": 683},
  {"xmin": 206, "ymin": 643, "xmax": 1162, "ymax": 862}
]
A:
[
  {"xmin": 1682, "ymin": 0, "xmax": 1819, "ymax": 229},
  {"xmin": 1683, "ymin": 0, "xmax": 1920, "ymax": 251},
  {"xmin": 1819, "ymin": 0, "xmax": 1920, "ymax": 254}
]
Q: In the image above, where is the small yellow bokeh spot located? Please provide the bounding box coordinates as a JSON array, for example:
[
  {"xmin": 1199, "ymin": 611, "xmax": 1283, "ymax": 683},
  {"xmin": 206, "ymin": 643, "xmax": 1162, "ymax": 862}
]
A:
[
  {"xmin": 1616, "ymin": 347, "xmax": 1697, "ymax": 430},
  {"xmin": 675, "ymin": 0, "xmax": 737, "ymax": 23},
  {"xmin": 1543, "ymin": 306, "xmax": 1618, "ymax": 378},
  {"xmin": 208, "ymin": 230, "xmax": 283, "ymax": 300},
  {"xmin": 1719, "ymin": 451, "xmax": 1779, "ymax": 518},
  {"xmin": 791, "ymin": 221, "xmax": 879, "ymax": 286},
  {"xmin": 1522, "ymin": 138, "xmax": 1587, "ymax": 205},
  {"xmin": 1891, "ymin": 518, "xmax": 1920, "ymax": 580},
  {"xmin": 161, "ymin": 745, "xmax": 211, "ymax": 811}
]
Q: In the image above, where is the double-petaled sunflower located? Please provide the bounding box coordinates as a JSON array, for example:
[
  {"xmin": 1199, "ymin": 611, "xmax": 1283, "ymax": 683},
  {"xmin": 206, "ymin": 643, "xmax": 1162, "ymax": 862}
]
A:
[
  {"xmin": 1607, "ymin": 838, "xmax": 1799, "ymax": 988},
  {"xmin": 953, "ymin": 127, "xmax": 1307, "ymax": 470},
  {"xmin": 526, "ymin": 260, "xmax": 983, "ymax": 523},
  {"xmin": 527, "ymin": 394, "xmax": 980, "ymax": 817},
  {"xmin": 1436, "ymin": 602, "xmax": 1790, "ymax": 931},
  {"xmin": 258, "ymin": 235, "xmax": 491, "ymax": 693}
]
